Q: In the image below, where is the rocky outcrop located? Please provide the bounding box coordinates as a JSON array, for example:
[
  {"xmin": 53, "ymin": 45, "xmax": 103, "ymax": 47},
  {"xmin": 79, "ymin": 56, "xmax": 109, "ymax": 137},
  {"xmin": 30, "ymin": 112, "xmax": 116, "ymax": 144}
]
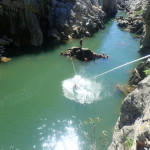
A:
[
  {"xmin": 116, "ymin": 0, "xmax": 148, "ymax": 36},
  {"xmin": 129, "ymin": 58, "xmax": 150, "ymax": 86},
  {"xmin": 0, "ymin": 35, "xmax": 13, "ymax": 58},
  {"xmin": 102, "ymin": 0, "xmax": 117, "ymax": 16},
  {"xmin": 117, "ymin": 0, "xmax": 126, "ymax": 10},
  {"xmin": 108, "ymin": 1, "xmax": 150, "ymax": 149},
  {"xmin": 108, "ymin": 76, "xmax": 150, "ymax": 150},
  {"xmin": 125, "ymin": 0, "xmax": 147, "ymax": 12},
  {"xmin": 140, "ymin": 1, "xmax": 150, "ymax": 53},
  {"xmin": 0, "ymin": 0, "xmax": 117, "ymax": 47},
  {"xmin": 116, "ymin": 16, "xmax": 144, "ymax": 35},
  {"xmin": 61, "ymin": 46, "xmax": 107, "ymax": 61},
  {"xmin": 120, "ymin": 0, "xmax": 150, "ymax": 53}
]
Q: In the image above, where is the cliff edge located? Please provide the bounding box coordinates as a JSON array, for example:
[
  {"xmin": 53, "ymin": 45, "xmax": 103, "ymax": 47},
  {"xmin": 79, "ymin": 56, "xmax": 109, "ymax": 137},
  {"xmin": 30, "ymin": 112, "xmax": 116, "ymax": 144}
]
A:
[
  {"xmin": 108, "ymin": 75, "xmax": 150, "ymax": 150},
  {"xmin": 108, "ymin": 1, "xmax": 150, "ymax": 149}
]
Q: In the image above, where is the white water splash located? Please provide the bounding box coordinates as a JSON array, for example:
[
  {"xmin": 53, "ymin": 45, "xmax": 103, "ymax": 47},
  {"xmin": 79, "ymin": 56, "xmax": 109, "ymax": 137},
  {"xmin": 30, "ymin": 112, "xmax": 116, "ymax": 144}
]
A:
[{"xmin": 62, "ymin": 75, "xmax": 101, "ymax": 104}]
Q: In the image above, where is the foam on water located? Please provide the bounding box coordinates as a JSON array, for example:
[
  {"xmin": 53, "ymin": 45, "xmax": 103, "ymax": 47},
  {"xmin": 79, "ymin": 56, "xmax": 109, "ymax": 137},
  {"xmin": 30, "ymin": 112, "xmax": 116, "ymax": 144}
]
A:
[{"xmin": 62, "ymin": 75, "xmax": 101, "ymax": 104}]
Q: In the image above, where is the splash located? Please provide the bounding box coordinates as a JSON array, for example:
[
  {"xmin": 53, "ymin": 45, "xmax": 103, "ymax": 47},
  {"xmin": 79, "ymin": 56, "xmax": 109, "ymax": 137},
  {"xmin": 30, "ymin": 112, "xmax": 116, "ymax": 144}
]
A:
[{"xmin": 62, "ymin": 75, "xmax": 101, "ymax": 104}]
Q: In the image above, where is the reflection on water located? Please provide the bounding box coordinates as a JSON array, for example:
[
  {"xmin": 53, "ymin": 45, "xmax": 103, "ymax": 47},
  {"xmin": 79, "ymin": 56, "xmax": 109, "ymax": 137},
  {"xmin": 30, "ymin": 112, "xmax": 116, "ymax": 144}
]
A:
[
  {"xmin": 38, "ymin": 120, "xmax": 81, "ymax": 150},
  {"xmin": 62, "ymin": 75, "xmax": 102, "ymax": 104}
]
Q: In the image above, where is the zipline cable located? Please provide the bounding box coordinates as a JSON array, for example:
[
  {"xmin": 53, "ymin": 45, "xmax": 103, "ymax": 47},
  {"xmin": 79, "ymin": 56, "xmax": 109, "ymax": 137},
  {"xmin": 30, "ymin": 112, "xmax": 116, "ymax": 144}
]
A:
[
  {"xmin": 90, "ymin": 55, "xmax": 150, "ymax": 79},
  {"xmin": 70, "ymin": 52, "xmax": 77, "ymax": 75}
]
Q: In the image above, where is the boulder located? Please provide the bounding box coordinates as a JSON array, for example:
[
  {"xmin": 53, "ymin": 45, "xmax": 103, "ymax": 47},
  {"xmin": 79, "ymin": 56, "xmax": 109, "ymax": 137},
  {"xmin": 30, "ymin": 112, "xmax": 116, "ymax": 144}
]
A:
[
  {"xmin": 116, "ymin": 16, "xmax": 144, "ymax": 34},
  {"xmin": 0, "ymin": 57, "xmax": 11, "ymax": 62},
  {"xmin": 117, "ymin": 20, "xmax": 128, "ymax": 28},
  {"xmin": 61, "ymin": 46, "xmax": 103, "ymax": 61},
  {"xmin": 129, "ymin": 58, "xmax": 150, "ymax": 86},
  {"xmin": 70, "ymin": 47, "xmax": 95, "ymax": 61}
]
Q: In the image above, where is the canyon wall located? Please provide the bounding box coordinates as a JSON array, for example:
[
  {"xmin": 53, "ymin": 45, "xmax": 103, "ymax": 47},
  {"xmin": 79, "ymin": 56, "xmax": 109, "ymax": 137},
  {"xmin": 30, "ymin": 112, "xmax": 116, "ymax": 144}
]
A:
[
  {"xmin": 108, "ymin": 1, "xmax": 150, "ymax": 150},
  {"xmin": 140, "ymin": 1, "xmax": 150, "ymax": 53},
  {"xmin": 0, "ymin": 0, "xmax": 117, "ymax": 46},
  {"xmin": 108, "ymin": 75, "xmax": 150, "ymax": 150}
]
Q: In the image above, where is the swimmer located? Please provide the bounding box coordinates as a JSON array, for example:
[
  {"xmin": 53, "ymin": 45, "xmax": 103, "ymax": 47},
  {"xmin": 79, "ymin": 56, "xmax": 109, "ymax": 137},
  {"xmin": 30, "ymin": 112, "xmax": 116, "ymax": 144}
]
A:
[
  {"xmin": 74, "ymin": 83, "xmax": 77, "ymax": 90},
  {"xmin": 102, "ymin": 52, "xmax": 105, "ymax": 56},
  {"xmin": 93, "ymin": 52, "xmax": 97, "ymax": 57},
  {"xmin": 67, "ymin": 49, "xmax": 71, "ymax": 53},
  {"xmin": 106, "ymin": 55, "xmax": 109, "ymax": 59},
  {"xmin": 84, "ymin": 57, "xmax": 88, "ymax": 61},
  {"xmin": 102, "ymin": 52, "xmax": 105, "ymax": 59}
]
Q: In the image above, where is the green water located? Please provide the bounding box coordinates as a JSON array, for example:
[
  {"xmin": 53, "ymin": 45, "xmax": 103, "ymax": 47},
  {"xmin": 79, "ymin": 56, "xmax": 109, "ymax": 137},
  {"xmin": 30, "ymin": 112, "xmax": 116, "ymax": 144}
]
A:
[{"xmin": 0, "ymin": 11, "xmax": 140, "ymax": 150}]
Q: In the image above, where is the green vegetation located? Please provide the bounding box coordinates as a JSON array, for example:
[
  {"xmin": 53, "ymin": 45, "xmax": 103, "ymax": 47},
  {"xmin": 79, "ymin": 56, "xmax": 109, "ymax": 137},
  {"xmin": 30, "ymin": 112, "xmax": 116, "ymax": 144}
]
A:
[
  {"xmin": 124, "ymin": 137, "xmax": 133, "ymax": 149},
  {"xmin": 83, "ymin": 117, "xmax": 101, "ymax": 125},
  {"xmin": 83, "ymin": 117, "xmax": 112, "ymax": 149},
  {"xmin": 114, "ymin": 127, "xmax": 119, "ymax": 132},
  {"xmin": 135, "ymin": 9, "xmax": 144, "ymax": 16},
  {"xmin": 144, "ymin": 68, "xmax": 150, "ymax": 76}
]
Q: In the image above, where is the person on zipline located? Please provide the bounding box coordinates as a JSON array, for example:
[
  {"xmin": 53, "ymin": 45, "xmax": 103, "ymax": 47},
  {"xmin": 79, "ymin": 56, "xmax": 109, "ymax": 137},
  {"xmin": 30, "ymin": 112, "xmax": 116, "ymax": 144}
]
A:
[{"xmin": 80, "ymin": 38, "xmax": 83, "ymax": 48}]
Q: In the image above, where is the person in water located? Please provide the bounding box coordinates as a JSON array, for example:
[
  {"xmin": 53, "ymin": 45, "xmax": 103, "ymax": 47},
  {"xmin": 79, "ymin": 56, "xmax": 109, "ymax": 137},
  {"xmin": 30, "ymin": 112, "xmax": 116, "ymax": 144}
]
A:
[
  {"xmin": 80, "ymin": 38, "xmax": 83, "ymax": 48},
  {"xmin": 61, "ymin": 50, "xmax": 70, "ymax": 56},
  {"xmin": 84, "ymin": 57, "xmax": 88, "ymax": 61},
  {"xmin": 102, "ymin": 52, "xmax": 105, "ymax": 59},
  {"xmin": 75, "ymin": 83, "xmax": 77, "ymax": 89}
]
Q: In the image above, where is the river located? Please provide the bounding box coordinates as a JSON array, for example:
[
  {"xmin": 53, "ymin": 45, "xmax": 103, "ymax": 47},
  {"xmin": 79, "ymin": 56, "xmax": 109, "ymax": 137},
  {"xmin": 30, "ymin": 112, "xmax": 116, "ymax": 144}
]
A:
[{"xmin": 0, "ymin": 11, "xmax": 140, "ymax": 150}]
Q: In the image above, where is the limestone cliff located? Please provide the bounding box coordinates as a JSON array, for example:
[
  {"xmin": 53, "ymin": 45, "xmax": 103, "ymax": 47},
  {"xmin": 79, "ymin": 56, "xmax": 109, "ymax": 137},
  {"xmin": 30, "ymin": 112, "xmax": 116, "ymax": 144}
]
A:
[
  {"xmin": 122, "ymin": 0, "xmax": 150, "ymax": 53},
  {"xmin": 129, "ymin": 58, "xmax": 150, "ymax": 86},
  {"xmin": 108, "ymin": 1, "xmax": 150, "ymax": 149},
  {"xmin": 117, "ymin": 0, "xmax": 126, "ymax": 9},
  {"xmin": 140, "ymin": 1, "xmax": 150, "ymax": 53},
  {"xmin": 108, "ymin": 76, "xmax": 150, "ymax": 150},
  {"xmin": 0, "ymin": 0, "xmax": 117, "ymax": 47},
  {"xmin": 116, "ymin": 0, "xmax": 150, "ymax": 53},
  {"xmin": 125, "ymin": 0, "xmax": 147, "ymax": 11}
]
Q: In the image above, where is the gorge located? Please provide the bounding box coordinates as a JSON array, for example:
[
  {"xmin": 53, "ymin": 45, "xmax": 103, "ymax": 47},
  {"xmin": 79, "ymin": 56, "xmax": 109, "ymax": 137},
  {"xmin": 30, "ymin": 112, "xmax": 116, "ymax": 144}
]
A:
[{"xmin": 0, "ymin": 0, "xmax": 150, "ymax": 150}]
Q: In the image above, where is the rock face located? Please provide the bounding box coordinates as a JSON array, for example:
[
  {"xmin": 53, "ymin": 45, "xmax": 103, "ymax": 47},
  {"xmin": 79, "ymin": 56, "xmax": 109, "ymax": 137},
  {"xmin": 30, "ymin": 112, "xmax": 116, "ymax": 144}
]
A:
[
  {"xmin": 108, "ymin": 1, "xmax": 150, "ymax": 149},
  {"xmin": 0, "ymin": 1, "xmax": 43, "ymax": 46},
  {"xmin": 0, "ymin": 0, "xmax": 117, "ymax": 47},
  {"xmin": 102, "ymin": 0, "xmax": 117, "ymax": 16},
  {"xmin": 116, "ymin": 16, "xmax": 144, "ymax": 35},
  {"xmin": 140, "ymin": 1, "xmax": 150, "ymax": 53},
  {"xmin": 0, "ymin": 35, "xmax": 13, "ymax": 58},
  {"xmin": 108, "ymin": 76, "xmax": 150, "ymax": 150},
  {"xmin": 61, "ymin": 46, "xmax": 104, "ymax": 61},
  {"xmin": 116, "ymin": 0, "xmax": 148, "ymax": 36},
  {"xmin": 129, "ymin": 58, "xmax": 150, "ymax": 86},
  {"xmin": 117, "ymin": 0, "xmax": 126, "ymax": 10},
  {"xmin": 125, "ymin": 0, "xmax": 147, "ymax": 11},
  {"xmin": 121, "ymin": 0, "xmax": 150, "ymax": 53}
]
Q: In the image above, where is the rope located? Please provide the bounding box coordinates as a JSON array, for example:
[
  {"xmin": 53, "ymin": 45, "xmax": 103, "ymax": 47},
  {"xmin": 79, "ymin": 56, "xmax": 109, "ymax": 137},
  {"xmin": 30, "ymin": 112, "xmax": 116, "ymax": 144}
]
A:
[
  {"xmin": 90, "ymin": 55, "xmax": 150, "ymax": 79},
  {"xmin": 70, "ymin": 52, "xmax": 77, "ymax": 75}
]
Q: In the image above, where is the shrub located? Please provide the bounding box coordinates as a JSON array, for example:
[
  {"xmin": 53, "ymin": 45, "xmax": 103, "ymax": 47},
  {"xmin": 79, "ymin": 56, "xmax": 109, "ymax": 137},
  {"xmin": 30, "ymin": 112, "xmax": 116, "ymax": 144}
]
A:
[
  {"xmin": 135, "ymin": 9, "xmax": 144, "ymax": 16},
  {"xmin": 124, "ymin": 137, "xmax": 133, "ymax": 149},
  {"xmin": 144, "ymin": 68, "xmax": 150, "ymax": 76}
]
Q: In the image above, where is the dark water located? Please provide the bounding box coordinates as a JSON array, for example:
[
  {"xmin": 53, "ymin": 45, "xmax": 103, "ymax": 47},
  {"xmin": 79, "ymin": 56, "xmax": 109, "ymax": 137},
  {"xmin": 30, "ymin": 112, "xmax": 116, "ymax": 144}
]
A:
[{"xmin": 0, "ymin": 11, "xmax": 140, "ymax": 150}]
